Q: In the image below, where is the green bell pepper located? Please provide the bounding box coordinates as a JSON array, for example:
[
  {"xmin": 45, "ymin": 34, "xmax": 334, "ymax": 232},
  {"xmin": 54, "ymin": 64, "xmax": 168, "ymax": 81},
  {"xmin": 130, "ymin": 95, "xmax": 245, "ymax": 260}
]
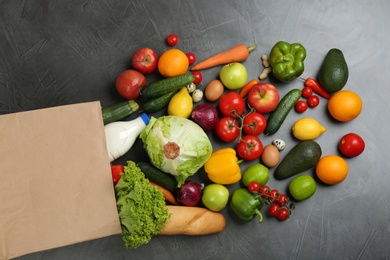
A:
[
  {"xmin": 230, "ymin": 188, "xmax": 263, "ymax": 223},
  {"xmin": 269, "ymin": 41, "xmax": 306, "ymax": 82}
]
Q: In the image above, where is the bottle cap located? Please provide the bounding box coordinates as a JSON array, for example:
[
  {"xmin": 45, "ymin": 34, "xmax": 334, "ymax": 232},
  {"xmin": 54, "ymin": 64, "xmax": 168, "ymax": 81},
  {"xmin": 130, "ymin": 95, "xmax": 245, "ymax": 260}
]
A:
[{"xmin": 140, "ymin": 113, "xmax": 150, "ymax": 125}]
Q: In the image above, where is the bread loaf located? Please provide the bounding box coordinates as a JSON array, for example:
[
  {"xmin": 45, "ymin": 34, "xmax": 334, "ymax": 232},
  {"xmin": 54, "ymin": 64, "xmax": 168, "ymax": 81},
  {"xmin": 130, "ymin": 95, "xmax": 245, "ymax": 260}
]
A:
[{"xmin": 158, "ymin": 206, "xmax": 226, "ymax": 235}]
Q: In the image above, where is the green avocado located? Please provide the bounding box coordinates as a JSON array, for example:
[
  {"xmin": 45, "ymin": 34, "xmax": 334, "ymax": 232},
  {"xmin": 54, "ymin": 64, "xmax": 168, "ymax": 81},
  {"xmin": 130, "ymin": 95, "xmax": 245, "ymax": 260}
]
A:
[
  {"xmin": 274, "ymin": 141, "xmax": 322, "ymax": 180},
  {"xmin": 318, "ymin": 48, "xmax": 349, "ymax": 93}
]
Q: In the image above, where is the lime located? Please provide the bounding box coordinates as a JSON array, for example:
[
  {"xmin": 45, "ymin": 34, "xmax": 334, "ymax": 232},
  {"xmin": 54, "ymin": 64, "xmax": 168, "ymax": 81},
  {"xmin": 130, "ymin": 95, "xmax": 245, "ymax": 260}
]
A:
[
  {"xmin": 289, "ymin": 175, "xmax": 316, "ymax": 200},
  {"xmin": 242, "ymin": 163, "xmax": 270, "ymax": 187}
]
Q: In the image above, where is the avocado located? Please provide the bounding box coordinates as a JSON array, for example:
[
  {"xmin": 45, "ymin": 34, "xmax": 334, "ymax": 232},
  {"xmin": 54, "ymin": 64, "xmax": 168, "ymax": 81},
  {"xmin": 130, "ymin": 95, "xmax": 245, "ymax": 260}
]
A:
[
  {"xmin": 274, "ymin": 141, "xmax": 322, "ymax": 180},
  {"xmin": 318, "ymin": 48, "xmax": 348, "ymax": 93}
]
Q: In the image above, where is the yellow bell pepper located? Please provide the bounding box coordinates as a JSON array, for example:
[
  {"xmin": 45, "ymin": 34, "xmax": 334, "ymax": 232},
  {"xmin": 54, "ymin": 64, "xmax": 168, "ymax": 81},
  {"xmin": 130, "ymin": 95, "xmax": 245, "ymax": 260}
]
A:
[{"xmin": 204, "ymin": 148, "xmax": 242, "ymax": 185}]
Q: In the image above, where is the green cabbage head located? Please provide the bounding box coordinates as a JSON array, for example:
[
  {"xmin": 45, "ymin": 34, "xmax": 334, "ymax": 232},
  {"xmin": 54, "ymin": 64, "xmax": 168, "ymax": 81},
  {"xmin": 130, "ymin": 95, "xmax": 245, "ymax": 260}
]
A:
[{"xmin": 140, "ymin": 115, "xmax": 212, "ymax": 187}]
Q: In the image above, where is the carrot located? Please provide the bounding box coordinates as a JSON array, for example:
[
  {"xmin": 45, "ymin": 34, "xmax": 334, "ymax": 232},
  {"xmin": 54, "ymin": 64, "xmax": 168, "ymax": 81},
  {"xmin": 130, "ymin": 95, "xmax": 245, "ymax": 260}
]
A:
[
  {"xmin": 239, "ymin": 79, "xmax": 259, "ymax": 98},
  {"xmin": 149, "ymin": 180, "xmax": 179, "ymax": 205},
  {"xmin": 190, "ymin": 44, "xmax": 257, "ymax": 71}
]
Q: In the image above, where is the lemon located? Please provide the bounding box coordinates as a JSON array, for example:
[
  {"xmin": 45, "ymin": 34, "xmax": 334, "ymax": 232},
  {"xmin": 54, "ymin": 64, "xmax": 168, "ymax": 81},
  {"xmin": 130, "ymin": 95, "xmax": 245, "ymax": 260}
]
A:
[
  {"xmin": 167, "ymin": 87, "xmax": 193, "ymax": 118},
  {"xmin": 292, "ymin": 118, "xmax": 326, "ymax": 141}
]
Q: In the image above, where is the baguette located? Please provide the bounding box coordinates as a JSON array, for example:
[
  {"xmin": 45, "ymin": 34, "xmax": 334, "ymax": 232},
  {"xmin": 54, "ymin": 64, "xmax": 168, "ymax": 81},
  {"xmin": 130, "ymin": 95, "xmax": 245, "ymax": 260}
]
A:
[{"xmin": 158, "ymin": 206, "xmax": 226, "ymax": 235}]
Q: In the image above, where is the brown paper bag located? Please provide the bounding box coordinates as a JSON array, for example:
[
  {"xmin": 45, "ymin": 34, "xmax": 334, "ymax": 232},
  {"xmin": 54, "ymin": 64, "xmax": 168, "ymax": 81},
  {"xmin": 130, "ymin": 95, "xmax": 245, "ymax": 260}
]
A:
[{"xmin": 0, "ymin": 102, "xmax": 122, "ymax": 260}]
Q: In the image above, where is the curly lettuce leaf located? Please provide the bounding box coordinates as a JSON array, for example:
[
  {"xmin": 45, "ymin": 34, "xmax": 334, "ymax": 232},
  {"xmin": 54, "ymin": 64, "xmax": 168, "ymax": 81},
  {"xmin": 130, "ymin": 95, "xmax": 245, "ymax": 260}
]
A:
[{"xmin": 115, "ymin": 161, "xmax": 170, "ymax": 248}]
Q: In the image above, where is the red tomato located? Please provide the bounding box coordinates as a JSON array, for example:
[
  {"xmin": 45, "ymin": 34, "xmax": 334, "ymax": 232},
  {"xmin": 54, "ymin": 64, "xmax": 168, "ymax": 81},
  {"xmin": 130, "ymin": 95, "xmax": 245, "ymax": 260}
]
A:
[
  {"xmin": 192, "ymin": 71, "xmax": 203, "ymax": 84},
  {"xmin": 338, "ymin": 133, "xmax": 365, "ymax": 157},
  {"xmin": 218, "ymin": 92, "xmax": 246, "ymax": 118},
  {"xmin": 186, "ymin": 52, "xmax": 196, "ymax": 65},
  {"xmin": 111, "ymin": 164, "xmax": 124, "ymax": 185},
  {"xmin": 269, "ymin": 203, "xmax": 281, "ymax": 217},
  {"xmin": 295, "ymin": 100, "xmax": 308, "ymax": 113},
  {"xmin": 242, "ymin": 112, "xmax": 267, "ymax": 135},
  {"xmin": 167, "ymin": 34, "xmax": 178, "ymax": 46},
  {"xmin": 302, "ymin": 86, "xmax": 313, "ymax": 98},
  {"xmin": 215, "ymin": 117, "xmax": 240, "ymax": 142},
  {"xmin": 307, "ymin": 95, "xmax": 320, "ymax": 107},
  {"xmin": 248, "ymin": 181, "xmax": 261, "ymax": 193},
  {"xmin": 236, "ymin": 135, "xmax": 264, "ymax": 161},
  {"xmin": 277, "ymin": 194, "xmax": 289, "ymax": 206},
  {"xmin": 277, "ymin": 207, "xmax": 290, "ymax": 221}
]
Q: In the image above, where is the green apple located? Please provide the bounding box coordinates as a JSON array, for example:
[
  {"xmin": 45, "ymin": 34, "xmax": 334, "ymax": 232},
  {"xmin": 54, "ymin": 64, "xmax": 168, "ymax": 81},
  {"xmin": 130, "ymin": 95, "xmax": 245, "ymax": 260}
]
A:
[
  {"xmin": 219, "ymin": 62, "xmax": 248, "ymax": 89},
  {"xmin": 202, "ymin": 184, "xmax": 229, "ymax": 211},
  {"xmin": 242, "ymin": 163, "xmax": 270, "ymax": 186}
]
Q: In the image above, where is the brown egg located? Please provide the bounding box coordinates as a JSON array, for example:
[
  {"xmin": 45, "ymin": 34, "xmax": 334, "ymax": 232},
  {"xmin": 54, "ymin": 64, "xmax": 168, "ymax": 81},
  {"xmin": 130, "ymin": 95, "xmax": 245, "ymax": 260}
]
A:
[
  {"xmin": 205, "ymin": 79, "xmax": 224, "ymax": 102},
  {"xmin": 261, "ymin": 144, "xmax": 280, "ymax": 168}
]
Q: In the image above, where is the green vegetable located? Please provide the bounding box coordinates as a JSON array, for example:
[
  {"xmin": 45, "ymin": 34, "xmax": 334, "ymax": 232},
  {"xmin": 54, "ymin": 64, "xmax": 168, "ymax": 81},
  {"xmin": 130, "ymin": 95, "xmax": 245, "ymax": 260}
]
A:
[
  {"xmin": 230, "ymin": 188, "xmax": 263, "ymax": 222},
  {"xmin": 318, "ymin": 48, "xmax": 349, "ymax": 93},
  {"xmin": 137, "ymin": 161, "xmax": 178, "ymax": 193},
  {"xmin": 269, "ymin": 41, "xmax": 306, "ymax": 82},
  {"xmin": 142, "ymin": 89, "xmax": 178, "ymax": 113},
  {"xmin": 289, "ymin": 174, "xmax": 317, "ymax": 201},
  {"xmin": 140, "ymin": 116, "xmax": 212, "ymax": 187},
  {"xmin": 115, "ymin": 161, "xmax": 170, "ymax": 248},
  {"xmin": 274, "ymin": 141, "xmax": 322, "ymax": 180},
  {"xmin": 265, "ymin": 88, "xmax": 302, "ymax": 135},
  {"xmin": 102, "ymin": 100, "xmax": 139, "ymax": 125},
  {"xmin": 141, "ymin": 74, "xmax": 195, "ymax": 98}
]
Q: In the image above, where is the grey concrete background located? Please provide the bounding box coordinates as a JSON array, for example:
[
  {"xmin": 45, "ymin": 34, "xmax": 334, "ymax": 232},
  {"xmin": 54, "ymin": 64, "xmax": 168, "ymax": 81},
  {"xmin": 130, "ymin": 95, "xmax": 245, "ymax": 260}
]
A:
[{"xmin": 1, "ymin": 0, "xmax": 389, "ymax": 259}]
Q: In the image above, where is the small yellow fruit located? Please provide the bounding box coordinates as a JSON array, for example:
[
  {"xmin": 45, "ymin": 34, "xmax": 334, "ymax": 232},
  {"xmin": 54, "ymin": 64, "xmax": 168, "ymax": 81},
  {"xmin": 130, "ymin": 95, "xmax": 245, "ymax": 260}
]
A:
[
  {"xmin": 292, "ymin": 118, "xmax": 326, "ymax": 141},
  {"xmin": 167, "ymin": 87, "xmax": 193, "ymax": 118}
]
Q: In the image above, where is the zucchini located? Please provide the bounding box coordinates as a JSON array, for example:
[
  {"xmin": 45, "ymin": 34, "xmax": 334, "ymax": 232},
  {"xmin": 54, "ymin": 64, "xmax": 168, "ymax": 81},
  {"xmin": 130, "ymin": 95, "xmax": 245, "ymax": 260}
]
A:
[
  {"xmin": 142, "ymin": 89, "xmax": 178, "ymax": 113},
  {"xmin": 274, "ymin": 141, "xmax": 322, "ymax": 180},
  {"xmin": 137, "ymin": 161, "xmax": 178, "ymax": 193},
  {"xmin": 264, "ymin": 88, "xmax": 302, "ymax": 135},
  {"xmin": 141, "ymin": 74, "xmax": 195, "ymax": 98},
  {"xmin": 102, "ymin": 100, "xmax": 139, "ymax": 125}
]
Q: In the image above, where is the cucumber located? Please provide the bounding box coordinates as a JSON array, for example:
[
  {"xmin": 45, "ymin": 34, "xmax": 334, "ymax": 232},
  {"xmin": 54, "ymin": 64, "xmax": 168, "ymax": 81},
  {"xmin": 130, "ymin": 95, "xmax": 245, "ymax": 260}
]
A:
[
  {"xmin": 264, "ymin": 88, "xmax": 302, "ymax": 135},
  {"xmin": 102, "ymin": 100, "xmax": 139, "ymax": 125},
  {"xmin": 137, "ymin": 161, "xmax": 178, "ymax": 193},
  {"xmin": 274, "ymin": 141, "xmax": 322, "ymax": 180},
  {"xmin": 142, "ymin": 89, "xmax": 178, "ymax": 113},
  {"xmin": 141, "ymin": 74, "xmax": 195, "ymax": 98}
]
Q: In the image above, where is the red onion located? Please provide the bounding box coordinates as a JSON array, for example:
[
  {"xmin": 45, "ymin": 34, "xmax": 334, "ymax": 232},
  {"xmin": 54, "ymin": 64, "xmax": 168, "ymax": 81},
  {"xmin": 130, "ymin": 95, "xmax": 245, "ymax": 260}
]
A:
[
  {"xmin": 191, "ymin": 103, "xmax": 219, "ymax": 131},
  {"xmin": 177, "ymin": 181, "xmax": 204, "ymax": 206}
]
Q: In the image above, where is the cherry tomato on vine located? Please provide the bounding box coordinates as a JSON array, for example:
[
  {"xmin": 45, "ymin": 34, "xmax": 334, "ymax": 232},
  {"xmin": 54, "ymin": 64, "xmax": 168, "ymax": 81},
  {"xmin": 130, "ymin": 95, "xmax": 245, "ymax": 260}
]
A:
[
  {"xmin": 242, "ymin": 112, "xmax": 267, "ymax": 135},
  {"xmin": 302, "ymin": 86, "xmax": 313, "ymax": 98},
  {"xmin": 236, "ymin": 135, "xmax": 264, "ymax": 161},
  {"xmin": 248, "ymin": 181, "xmax": 261, "ymax": 193},
  {"xmin": 269, "ymin": 189, "xmax": 280, "ymax": 202},
  {"xmin": 215, "ymin": 117, "xmax": 240, "ymax": 142},
  {"xmin": 186, "ymin": 52, "xmax": 196, "ymax": 65},
  {"xmin": 295, "ymin": 100, "xmax": 308, "ymax": 113},
  {"xmin": 277, "ymin": 194, "xmax": 289, "ymax": 206},
  {"xmin": 259, "ymin": 185, "xmax": 270, "ymax": 199},
  {"xmin": 192, "ymin": 71, "xmax": 202, "ymax": 84},
  {"xmin": 277, "ymin": 207, "xmax": 290, "ymax": 221},
  {"xmin": 166, "ymin": 34, "xmax": 178, "ymax": 46},
  {"xmin": 269, "ymin": 203, "xmax": 281, "ymax": 217},
  {"xmin": 338, "ymin": 133, "xmax": 365, "ymax": 157},
  {"xmin": 218, "ymin": 92, "xmax": 246, "ymax": 117},
  {"xmin": 307, "ymin": 95, "xmax": 320, "ymax": 107}
]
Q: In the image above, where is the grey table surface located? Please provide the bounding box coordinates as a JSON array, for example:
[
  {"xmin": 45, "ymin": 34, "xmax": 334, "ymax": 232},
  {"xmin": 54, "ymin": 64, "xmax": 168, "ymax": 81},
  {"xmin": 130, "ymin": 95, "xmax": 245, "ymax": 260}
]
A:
[{"xmin": 2, "ymin": 0, "xmax": 389, "ymax": 259}]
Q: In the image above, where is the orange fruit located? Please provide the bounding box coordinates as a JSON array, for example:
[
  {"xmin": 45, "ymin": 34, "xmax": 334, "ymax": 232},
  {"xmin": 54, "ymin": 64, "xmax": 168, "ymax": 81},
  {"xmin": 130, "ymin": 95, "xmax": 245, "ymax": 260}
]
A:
[
  {"xmin": 328, "ymin": 90, "xmax": 362, "ymax": 122},
  {"xmin": 316, "ymin": 155, "xmax": 348, "ymax": 184},
  {"xmin": 158, "ymin": 48, "xmax": 189, "ymax": 77}
]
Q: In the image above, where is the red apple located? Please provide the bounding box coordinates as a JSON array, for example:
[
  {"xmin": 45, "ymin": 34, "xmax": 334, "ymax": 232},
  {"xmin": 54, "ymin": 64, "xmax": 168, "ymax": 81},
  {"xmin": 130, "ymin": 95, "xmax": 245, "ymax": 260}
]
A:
[
  {"xmin": 247, "ymin": 82, "xmax": 280, "ymax": 114},
  {"xmin": 116, "ymin": 69, "xmax": 146, "ymax": 100},
  {"xmin": 131, "ymin": 47, "xmax": 158, "ymax": 74}
]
